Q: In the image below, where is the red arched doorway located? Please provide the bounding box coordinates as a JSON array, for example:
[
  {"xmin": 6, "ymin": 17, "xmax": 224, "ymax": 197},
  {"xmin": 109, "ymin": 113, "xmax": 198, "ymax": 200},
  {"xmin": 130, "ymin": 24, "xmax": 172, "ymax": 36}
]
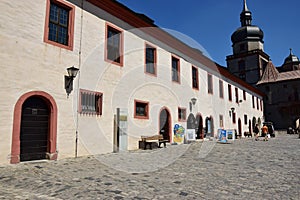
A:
[
  {"xmin": 205, "ymin": 116, "xmax": 214, "ymax": 137},
  {"xmin": 159, "ymin": 107, "xmax": 171, "ymax": 143},
  {"xmin": 196, "ymin": 114, "xmax": 203, "ymax": 139},
  {"xmin": 20, "ymin": 96, "xmax": 49, "ymax": 161},
  {"xmin": 249, "ymin": 120, "xmax": 252, "ymax": 134},
  {"xmin": 187, "ymin": 113, "xmax": 196, "ymax": 129},
  {"xmin": 11, "ymin": 91, "xmax": 58, "ymax": 164},
  {"xmin": 238, "ymin": 118, "xmax": 242, "ymax": 137}
]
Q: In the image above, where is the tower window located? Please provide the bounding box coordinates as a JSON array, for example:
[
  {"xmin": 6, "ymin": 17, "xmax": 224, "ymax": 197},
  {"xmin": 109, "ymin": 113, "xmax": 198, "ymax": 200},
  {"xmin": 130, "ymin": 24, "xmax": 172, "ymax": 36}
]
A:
[
  {"xmin": 240, "ymin": 44, "xmax": 246, "ymax": 51},
  {"xmin": 238, "ymin": 60, "xmax": 246, "ymax": 81}
]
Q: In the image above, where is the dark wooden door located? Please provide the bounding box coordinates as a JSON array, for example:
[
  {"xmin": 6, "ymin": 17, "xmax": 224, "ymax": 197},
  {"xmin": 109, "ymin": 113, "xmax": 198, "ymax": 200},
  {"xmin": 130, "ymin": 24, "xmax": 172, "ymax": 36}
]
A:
[
  {"xmin": 20, "ymin": 96, "xmax": 49, "ymax": 161},
  {"xmin": 159, "ymin": 109, "xmax": 170, "ymax": 142},
  {"xmin": 196, "ymin": 115, "xmax": 203, "ymax": 139},
  {"xmin": 238, "ymin": 118, "xmax": 242, "ymax": 137},
  {"xmin": 249, "ymin": 120, "xmax": 252, "ymax": 134},
  {"xmin": 187, "ymin": 114, "xmax": 196, "ymax": 129}
]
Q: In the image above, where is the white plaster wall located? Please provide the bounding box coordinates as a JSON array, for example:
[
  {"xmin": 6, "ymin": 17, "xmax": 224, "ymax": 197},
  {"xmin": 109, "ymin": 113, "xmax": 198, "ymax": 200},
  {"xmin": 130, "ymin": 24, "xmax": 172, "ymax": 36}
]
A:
[
  {"xmin": 0, "ymin": 0, "xmax": 264, "ymax": 164},
  {"xmin": 0, "ymin": 0, "xmax": 83, "ymax": 163}
]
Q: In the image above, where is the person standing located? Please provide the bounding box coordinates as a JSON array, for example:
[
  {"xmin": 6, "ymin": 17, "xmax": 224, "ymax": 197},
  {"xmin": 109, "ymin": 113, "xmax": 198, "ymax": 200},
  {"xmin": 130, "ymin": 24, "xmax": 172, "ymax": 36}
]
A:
[
  {"xmin": 254, "ymin": 124, "xmax": 260, "ymax": 141},
  {"xmin": 262, "ymin": 125, "xmax": 269, "ymax": 141}
]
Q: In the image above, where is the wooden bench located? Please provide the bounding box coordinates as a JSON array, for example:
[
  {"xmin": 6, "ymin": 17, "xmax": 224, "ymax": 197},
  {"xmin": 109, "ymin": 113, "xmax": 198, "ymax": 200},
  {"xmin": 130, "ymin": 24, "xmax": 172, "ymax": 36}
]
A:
[
  {"xmin": 235, "ymin": 132, "xmax": 241, "ymax": 139},
  {"xmin": 244, "ymin": 131, "xmax": 252, "ymax": 137},
  {"xmin": 141, "ymin": 135, "xmax": 168, "ymax": 150}
]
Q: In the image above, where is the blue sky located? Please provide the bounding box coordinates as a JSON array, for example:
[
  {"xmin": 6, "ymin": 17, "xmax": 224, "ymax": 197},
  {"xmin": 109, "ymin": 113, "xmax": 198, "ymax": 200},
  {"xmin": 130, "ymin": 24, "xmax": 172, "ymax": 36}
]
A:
[{"xmin": 117, "ymin": 0, "xmax": 300, "ymax": 67}]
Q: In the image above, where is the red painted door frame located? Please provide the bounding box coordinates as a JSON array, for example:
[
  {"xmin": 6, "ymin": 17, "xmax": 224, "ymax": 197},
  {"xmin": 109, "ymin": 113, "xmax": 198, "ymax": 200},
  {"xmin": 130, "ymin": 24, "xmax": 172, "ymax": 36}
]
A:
[{"xmin": 11, "ymin": 91, "xmax": 58, "ymax": 164}]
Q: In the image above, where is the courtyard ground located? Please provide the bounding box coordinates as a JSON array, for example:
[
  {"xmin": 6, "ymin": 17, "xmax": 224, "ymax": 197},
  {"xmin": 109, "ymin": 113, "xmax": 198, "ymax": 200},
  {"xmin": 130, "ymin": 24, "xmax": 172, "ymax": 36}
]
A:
[{"xmin": 0, "ymin": 133, "xmax": 299, "ymax": 199}]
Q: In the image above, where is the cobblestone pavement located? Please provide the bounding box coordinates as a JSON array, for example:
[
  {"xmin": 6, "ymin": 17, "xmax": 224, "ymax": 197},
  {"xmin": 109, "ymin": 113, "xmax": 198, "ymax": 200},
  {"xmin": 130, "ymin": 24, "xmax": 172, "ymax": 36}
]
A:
[{"xmin": 0, "ymin": 134, "xmax": 299, "ymax": 199}]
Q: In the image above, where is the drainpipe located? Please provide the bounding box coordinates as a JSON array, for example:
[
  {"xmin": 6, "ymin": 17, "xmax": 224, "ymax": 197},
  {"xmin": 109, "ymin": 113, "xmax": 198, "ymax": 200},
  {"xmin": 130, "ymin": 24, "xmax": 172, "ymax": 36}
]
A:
[{"xmin": 75, "ymin": 0, "xmax": 84, "ymax": 158}]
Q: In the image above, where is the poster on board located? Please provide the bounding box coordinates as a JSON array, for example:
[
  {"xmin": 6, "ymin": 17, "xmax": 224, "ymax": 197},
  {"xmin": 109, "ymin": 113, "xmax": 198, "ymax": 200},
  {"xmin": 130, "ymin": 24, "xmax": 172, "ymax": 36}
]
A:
[
  {"xmin": 218, "ymin": 129, "xmax": 227, "ymax": 143},
  {"xmin": 186, "ymin": 129, "xmax": 196, "ymax": 141},
  {"xmin": 226, "ymin": 129, "xmax": 235, "ymax": 140},
  {"xmin": 173, "ymin": 124, "xmax": 185, "ymax": 144}
]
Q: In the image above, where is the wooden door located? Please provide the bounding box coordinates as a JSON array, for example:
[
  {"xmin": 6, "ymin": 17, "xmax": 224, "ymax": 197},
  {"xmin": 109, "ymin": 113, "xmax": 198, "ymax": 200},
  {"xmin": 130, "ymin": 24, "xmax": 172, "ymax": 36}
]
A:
[
  {"xmin": 20, "ymin": 96, "xmax": 49, "ymax": 161},
  {"xmin": 196, "ymin": 115, "xmax": 203, "ymax": 139},
  {"xmin": 159, "ymin": 108, "xmax": 170, "ymax": 142}
]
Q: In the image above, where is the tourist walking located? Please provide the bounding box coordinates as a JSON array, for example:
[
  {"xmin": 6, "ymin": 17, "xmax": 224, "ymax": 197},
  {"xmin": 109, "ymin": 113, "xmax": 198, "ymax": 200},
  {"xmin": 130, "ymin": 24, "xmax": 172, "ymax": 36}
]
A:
[
  {"xmin": 254, "ymin": 124, "xmax": 260, "ymax": 141},
  {"xmin": 262, "ymin": 125, "xmax": 269, "ymax": 141}
]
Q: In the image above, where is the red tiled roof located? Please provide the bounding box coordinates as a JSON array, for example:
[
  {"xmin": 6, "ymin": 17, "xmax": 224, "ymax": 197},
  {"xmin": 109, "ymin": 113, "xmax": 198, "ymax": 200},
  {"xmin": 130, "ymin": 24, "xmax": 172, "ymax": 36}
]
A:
[
  {"xmin": 258, "ymin": 61, "xmax": 300, "ymax": 84},
  {"xmin": 257, "ymin": 61, "xmax": 279, "ymax": 84},
  {"xmin": 277, "ymin": 70, "xmax": 300, "ymax": 82}
]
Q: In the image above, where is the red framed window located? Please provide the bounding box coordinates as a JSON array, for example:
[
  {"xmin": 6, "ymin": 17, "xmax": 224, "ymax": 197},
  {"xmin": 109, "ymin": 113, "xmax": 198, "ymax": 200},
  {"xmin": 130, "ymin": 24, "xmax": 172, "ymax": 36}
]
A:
[
  {"xmin": 228, "ymin": 84, "xmax": 232, "ymax": 101},
  {"xmin": 172, "ymin": 56, "xmax": 180, "ymax": 83},
  {"xmin": 192, "ymin": 66, "xmax": 199, "ymax": 90},
  {"xmin": 145, "ymin": 43, "xmax": 157, "ymax": 76},
  {"xmin": 79, "ymin": 89, "xmax": 103, "ymax": 115},
  {"xmin": 178, "ymin": 107, "xmax": 187, "ymax": 121},
  {"xmin": 243, "ymin": 90, "xmax": 246, "ymax": 100},
  {"xmin": 219, "ymin": 80, "xmax": 224, "ymax": 99},
  {"xmin": 235, "ymin": 87, "xmax": 239, "ymax": 103},
  {"xmin": 207, "ymin": 74, "xmax": 213, "ymax": 94},
  {"xmin": 44, "ymin": 0, "xmax": 75, "ymax": 50},
  {"xmin": 105, "ymin": 23, "xmax": 123, "ymax": 66},
  {"xmin": 244, "ymin": 115, "xmax": 248, "ymax": 125},
  {"xmin": 134, "ymin": 100, "xmax": 149, "ymax": 119},
  {"xmin": 219, "ymin": 115, "xmax": 224, "ymax": 128},
  {"xmin": 232, "ymin": 112, "xmax": 236, "ymax": 124}
]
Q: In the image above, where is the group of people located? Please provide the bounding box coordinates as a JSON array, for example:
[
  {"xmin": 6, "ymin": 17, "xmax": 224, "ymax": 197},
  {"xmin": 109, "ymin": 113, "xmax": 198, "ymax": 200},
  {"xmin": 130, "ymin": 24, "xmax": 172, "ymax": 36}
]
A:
[{"xmin": 253, "ymin": 124, "xmax": 269, "ymax": 141}]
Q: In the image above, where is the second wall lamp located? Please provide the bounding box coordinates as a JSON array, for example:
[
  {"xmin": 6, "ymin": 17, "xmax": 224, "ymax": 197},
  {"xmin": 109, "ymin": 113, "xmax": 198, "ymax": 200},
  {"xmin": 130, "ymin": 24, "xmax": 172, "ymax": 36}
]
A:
[{"xmin": 65, "ymin": 66, "xmax": 79, "ymax": 97}]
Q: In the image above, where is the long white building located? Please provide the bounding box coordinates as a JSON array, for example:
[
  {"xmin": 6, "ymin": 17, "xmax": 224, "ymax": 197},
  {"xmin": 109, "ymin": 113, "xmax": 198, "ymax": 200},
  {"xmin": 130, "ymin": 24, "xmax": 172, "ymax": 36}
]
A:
[{"xmin": 0, "ymin": 0, "xmax": 264, "ymax": 164}]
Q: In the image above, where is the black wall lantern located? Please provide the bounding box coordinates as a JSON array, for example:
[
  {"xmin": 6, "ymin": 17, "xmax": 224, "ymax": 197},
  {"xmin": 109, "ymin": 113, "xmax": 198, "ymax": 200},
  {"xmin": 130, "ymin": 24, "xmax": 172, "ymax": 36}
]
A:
[
  {"xmin": 65, "ymin": 66, "xmax": 79, "ymax": 97},
  {"xmin": 189, "ymin": 97, "xmax": 197, "ymax": 112},
  {"xmin": 229, "ymin": 107, "xmax": 235, "ymax": 117}
]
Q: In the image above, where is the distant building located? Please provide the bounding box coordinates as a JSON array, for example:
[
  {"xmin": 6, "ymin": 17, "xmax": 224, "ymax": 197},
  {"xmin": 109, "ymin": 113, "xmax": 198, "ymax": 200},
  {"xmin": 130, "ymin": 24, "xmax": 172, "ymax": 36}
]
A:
[
  {"xmin": 257, "ymin": 53, "xmax": 300, "ymax": 129},
  {"xmin": 0, "ymin": 0, "xmax": 263, "ymax": 164},
  {"xmin": 227, "ymin": 0, "xmax": 300, "ymax": 129}
]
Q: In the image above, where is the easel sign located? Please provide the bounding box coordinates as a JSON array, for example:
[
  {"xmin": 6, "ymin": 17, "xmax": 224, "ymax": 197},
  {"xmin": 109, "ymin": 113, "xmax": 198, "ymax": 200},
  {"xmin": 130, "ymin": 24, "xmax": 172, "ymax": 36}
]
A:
[
  {"xmin": 218, "ymin": 129, "xmax": 227, "ymax": 143},
  {"xmin": 226, "ymin": 129, "xmax": 235, "ymax": 140},
  {"xmin": 186, "ymin": 129, "xmax": 196, "ymax": 141}
]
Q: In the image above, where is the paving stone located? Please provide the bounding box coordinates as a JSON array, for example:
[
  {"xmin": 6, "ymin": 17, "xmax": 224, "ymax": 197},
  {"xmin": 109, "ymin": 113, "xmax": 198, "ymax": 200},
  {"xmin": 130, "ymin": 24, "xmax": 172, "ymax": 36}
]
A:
[{"xmin": 0, "ymin": 134, "xmax": 299, "ymax": 199}]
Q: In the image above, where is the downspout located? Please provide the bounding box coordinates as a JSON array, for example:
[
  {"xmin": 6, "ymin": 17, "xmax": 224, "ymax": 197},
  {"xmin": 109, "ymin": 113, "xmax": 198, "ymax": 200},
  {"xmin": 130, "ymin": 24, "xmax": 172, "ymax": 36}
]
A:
[{"xmin": 75, "ymin": 0, "xmax": 84, "ymax": 158}]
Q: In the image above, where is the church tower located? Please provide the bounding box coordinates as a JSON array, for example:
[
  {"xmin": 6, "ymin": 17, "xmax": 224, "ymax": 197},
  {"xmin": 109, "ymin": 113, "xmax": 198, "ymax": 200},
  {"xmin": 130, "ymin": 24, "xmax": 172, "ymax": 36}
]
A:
[{"xmin": 227, "ymin": 0, "xmax": 270, "ymax": 86}]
